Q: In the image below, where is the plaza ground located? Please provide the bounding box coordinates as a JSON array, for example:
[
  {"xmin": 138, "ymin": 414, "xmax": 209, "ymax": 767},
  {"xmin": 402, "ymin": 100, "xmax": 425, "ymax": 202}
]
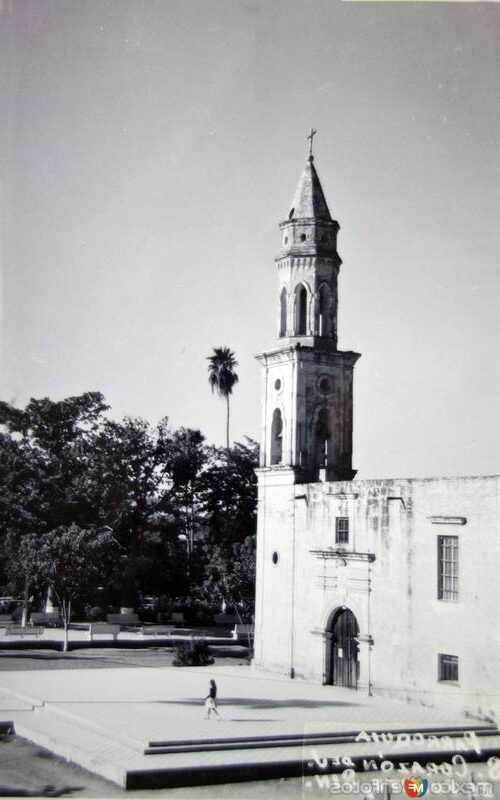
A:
[
  {"xmin": 0, "ymin": 645, "xmax": 249, "ymax": 672},
  {"xmin": 2, "ymin": 734, "xmax": 499, "ymax": 800},
  {"xmin": 0, "ymin": 734, "xmax": 306, "ymax": 799},
  {"xmin": 0, "ymin": 649, "xmax": 499, "ymax": 797}
]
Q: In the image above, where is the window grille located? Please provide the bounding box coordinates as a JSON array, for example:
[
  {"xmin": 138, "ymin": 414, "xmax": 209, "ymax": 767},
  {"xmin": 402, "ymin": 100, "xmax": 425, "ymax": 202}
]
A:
[
  {"xmin": 335, "ymin": 517, "xmax": 349, "ymax": 544},
  {"xmin": 438, "ymin": 653, "xmax": 458, "ymax": 682},
  {"xmin": 437, "ymin": 535, "xmax": 459, "ymax": 600}
]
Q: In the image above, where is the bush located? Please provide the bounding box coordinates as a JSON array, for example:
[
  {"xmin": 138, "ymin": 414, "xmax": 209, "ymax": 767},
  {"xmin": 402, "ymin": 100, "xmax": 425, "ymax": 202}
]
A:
[
  {"xmin": 84, "ymin": 605, "xmax": 105, "ymax": 622},
  {"xmin": 172, "ymin": 639, "xmax": 214, "ymax": 667}
]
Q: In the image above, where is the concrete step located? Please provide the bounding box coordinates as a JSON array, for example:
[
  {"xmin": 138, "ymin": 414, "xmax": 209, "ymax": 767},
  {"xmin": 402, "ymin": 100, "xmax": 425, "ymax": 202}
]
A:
[
  {"xmin": 11, "ymin": 702, "xmax": 500, "ymax": 791},
  {"xmin": 127, "ymin": 743, "xmax": 500, "ymax": 791},
  {"xmin": 145, "ymin": 725, "xmax": 499, "ymax": 755},
  {"xmin": 13, "ymin": 707, "xmax": 132, "ymax": 787},
  {"xmin": 2, "ymin": 667, "xmax": 498, "ymax": 792}
]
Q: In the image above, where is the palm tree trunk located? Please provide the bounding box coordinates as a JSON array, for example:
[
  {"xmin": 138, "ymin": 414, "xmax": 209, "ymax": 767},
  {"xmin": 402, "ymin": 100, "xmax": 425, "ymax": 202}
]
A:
[{"xmin": 226, "ymin": 394, "xmax": 230, "ymax": 449}]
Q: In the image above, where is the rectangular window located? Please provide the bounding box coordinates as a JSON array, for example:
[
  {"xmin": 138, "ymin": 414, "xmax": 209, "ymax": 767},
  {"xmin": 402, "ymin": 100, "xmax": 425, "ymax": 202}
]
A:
[
  {"xmin": 438, "ymin": 653, "xmax": 459, "ymax": 682},
  {"xmin": 437, "ymin": 535, "xmax": 459, "ymax": 600},
  {"xmin": 335, "ymin": 517, "xmax": 349, "ymax": 544}
]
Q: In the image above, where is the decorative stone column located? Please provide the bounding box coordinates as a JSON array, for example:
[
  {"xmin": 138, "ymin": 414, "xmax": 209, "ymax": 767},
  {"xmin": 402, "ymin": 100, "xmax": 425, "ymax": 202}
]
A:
[
  {"xmin": 311, "ymin": 627, "xmax": 332, "ymax": 685},
  {"xmin": 355, "ymin": 633, "xmax": 374, "ymax": 695},
  {"xmin": 322, "ymin": 629, "xmax": 333, "ymax": 685}
]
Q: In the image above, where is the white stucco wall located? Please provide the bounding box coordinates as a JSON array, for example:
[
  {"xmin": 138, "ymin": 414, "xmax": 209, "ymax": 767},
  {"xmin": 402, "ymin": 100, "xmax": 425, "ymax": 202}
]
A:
[{"xmin": 253, "ymin": 471, "xmax": 500, "ymax": 722}]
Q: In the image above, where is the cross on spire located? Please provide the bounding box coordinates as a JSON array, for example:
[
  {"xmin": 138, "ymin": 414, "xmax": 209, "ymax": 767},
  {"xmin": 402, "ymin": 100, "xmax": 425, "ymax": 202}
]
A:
[{"xmin": 308, "ymin": 128, "xmax": 317, "ymax": 157}]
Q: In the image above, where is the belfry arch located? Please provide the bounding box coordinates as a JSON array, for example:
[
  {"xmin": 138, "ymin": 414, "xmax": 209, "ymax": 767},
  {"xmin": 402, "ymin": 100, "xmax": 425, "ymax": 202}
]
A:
[
  {"xmin": 294, "ymin": 283, "xmax": 308, "ymax": 335},
  {"xmin": 317, "ymin": 283, "xmax": 332, "ymax": 337},
  {"xmin": 314, "ymin": 406, "xmax": 331, "ymax": 467},
  {"xmin": 270, "ymin": 408, "xmax": 283, "ymax": 465},
  {"xmin": 279, "ymin": 287, "xmax": 287, "ymax": 337}
]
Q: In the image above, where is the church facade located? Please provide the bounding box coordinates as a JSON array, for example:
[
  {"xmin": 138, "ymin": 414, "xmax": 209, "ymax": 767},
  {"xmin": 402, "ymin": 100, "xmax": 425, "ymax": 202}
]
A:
[{"xmin": 253, "ymin": 149, "xmax": 500, "ymax": 723}]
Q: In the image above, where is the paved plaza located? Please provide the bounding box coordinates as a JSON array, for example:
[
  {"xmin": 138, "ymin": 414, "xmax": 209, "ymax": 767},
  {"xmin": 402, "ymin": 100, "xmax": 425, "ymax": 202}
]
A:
[{"xmin": 1, "ymin": 660, "xmax": 494, "ymax": 791}]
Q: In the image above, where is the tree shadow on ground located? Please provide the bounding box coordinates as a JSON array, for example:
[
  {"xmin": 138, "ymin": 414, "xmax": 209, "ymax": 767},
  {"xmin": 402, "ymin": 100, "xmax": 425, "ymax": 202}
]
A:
[
  {"xmin": 203, "ymin": 718, "xmax": 280, "ymax": 722},
  {"xmin": 0, "ymin": 785, "xmax": 82, "ymax": 797},
  {"xmin": 0, "ymin": 652, "xmax": 161, "ymax": 666},
  {"xmin": 161, "ymin": 697, "xmax": 358, "ymax": 709},
  {"xmin": 0, "ymin": 654, "xmax": 74, "ymax": 661}
]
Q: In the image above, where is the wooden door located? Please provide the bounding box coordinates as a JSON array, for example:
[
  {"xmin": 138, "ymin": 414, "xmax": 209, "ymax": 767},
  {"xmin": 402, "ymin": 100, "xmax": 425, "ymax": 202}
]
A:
[{"xmin": 330, "ymin": 608, "xmax": 359, "ymax": 688}]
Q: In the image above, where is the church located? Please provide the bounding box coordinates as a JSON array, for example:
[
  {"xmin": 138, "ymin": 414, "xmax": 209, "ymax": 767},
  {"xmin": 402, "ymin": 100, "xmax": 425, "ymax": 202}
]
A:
[{"xmin": 252, "ymin": 142, "xmax": 500, "ymax": 723}]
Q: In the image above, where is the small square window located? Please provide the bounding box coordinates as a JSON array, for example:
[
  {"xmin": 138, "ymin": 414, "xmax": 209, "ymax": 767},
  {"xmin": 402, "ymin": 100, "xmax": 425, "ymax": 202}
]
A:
[
  {"xmin": 438, "ymin": 653, "xmax": 458, "ymax": 682},
  {"xmin": 335, "ymin": 517, "xmax": 349, "ymax": 544}
]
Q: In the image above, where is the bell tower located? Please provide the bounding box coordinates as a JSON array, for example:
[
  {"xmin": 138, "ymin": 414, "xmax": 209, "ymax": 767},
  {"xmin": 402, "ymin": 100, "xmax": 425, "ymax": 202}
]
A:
[{"xmin": 256, "ymin": 139, "xmax": 360, "ymax": 482}]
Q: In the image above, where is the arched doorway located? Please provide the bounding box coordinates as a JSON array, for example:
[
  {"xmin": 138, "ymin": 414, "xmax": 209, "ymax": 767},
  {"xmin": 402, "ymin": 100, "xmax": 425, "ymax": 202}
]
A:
[{"xmin": 325, "ymin": 608, "xmax": 359, "ymax": 688}]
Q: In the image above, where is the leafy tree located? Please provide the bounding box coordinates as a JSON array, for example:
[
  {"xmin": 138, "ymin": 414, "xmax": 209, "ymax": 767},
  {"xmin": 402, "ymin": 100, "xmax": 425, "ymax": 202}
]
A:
[
  {"xmin": 0, "ymin": 433, "xmax": 46, "ymax": 540},
  {"xmin": 207, "ymin": 347, "xmax": 239, "ymax": 448},
  {"xmin": 3, "ymin": 527, "xmax": 42, "ymax": 626},
  {"xmin": 0, "ymin": 392, "xmax": 260, "ymax": 628},
  {"xmin": 160, "ymin": 427, "xmax": 206, "ymax": 558},
  {"xmin": 0, "ymin": 393, "xmax": 109, "ymax": 621},
  {"xmin": 0, "ymin": 392, "xmax": 109, "ymax": 536},
  {"xmin": 17, "ymin": 524, "xmax": 118, "ymax": 650},
  {"xmin": 199, "ymin": 535, "xmax": 256, "ymax": 620},
  {"xmin": 77, "ymin": 416, "xmax": 184, "ymax": 607},
  {"xmin": 197, "ymin": 534, "xmax": 256, "ymax": 655},
  {"xmin": 198, "ymin": 439, "xmax": 258, "ymax": 548},
  {"xmin": 0, "ymin": 392, "xmax": 108, "ymax": 443}
]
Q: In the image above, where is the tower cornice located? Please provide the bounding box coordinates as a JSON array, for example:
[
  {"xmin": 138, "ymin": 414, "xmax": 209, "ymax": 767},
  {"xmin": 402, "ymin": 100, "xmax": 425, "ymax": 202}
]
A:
[
  {"xmin": 275, "ymin": 252, "xmax": 342, "ymax": 266},
  {"xmin": 279, "ymin": 218, "xmax": 339, "ymax": 229},
  {"xmin": 256, "ymin": 345, "xmax": 361, "ymax": 368}
]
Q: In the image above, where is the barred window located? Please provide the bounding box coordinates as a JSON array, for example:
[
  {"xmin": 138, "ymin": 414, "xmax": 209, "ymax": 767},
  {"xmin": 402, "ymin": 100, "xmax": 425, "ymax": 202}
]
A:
[
  {"xmin": 438, "ymin": 653, "xmax": 458, "ymax": 682},
  {"xmin": 336, "ymin": 517, "xmax": 349, "ymax": 545},
  {"xmin": 438, "ymin": 535, "xmax": 458, "ymax": 600}
]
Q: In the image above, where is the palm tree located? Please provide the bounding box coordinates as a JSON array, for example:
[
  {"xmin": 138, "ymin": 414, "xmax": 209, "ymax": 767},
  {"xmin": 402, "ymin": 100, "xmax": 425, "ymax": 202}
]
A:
[{"xmin": 207, "ymin": 347, "xmax": 239, "ymax": 449}]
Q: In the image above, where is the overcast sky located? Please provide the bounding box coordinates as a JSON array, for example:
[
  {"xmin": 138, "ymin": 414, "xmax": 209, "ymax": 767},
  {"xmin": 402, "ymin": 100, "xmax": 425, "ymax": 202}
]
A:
[{"xmin": 2, "ymin": 0, "xmax": 499, "ymax": 479}]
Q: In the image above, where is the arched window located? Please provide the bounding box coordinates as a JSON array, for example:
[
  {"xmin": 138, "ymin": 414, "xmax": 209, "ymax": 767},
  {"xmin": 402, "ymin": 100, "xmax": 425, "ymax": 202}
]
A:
[
  {"xmin": 279, "ymin": 288, "xmax": 287, "ymax": 337},
  {"xmin": 270, "ymin": 408, "xmax": 283, "ymax": 465},
  {"xmin": 318, "ymin": 284, "xmax": 331, "ymax": 337},
  {"xmin": 315, "ymin": 407, "xmax": 331, "ymax": 467},
  {"xmin": 295, "ymin": 284, "xmax": 308, "ymax": 336}
]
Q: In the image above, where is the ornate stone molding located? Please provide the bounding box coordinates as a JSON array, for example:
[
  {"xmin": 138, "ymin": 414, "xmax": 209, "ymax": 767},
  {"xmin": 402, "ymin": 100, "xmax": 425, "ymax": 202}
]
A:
[{"xmin": 310, "ymin": 548, "xmax": 376, "ymax": 563}]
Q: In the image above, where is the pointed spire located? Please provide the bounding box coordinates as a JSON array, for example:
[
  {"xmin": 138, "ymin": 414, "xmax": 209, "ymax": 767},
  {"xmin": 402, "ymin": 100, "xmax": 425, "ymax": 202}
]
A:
[{"xmin": 288, "ymin": 154, "xmax": 332, "ymax": 222}]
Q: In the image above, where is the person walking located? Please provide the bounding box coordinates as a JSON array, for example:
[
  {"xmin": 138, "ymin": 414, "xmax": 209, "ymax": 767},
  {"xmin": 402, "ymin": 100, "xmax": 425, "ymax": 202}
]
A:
[{"xmin": 204, "ymin": 679, "xmax": 220, "ymax": 720}]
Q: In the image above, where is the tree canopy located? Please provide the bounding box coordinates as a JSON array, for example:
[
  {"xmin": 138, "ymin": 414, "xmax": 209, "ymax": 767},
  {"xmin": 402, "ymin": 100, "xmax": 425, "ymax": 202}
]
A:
[{"xmin": 0, "ymin": 393, "xmax": 258, "ymax": 624}]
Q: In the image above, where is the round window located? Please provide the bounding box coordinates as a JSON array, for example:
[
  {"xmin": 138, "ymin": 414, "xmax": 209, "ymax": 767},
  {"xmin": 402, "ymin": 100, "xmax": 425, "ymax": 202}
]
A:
[
  {"xmin": 272, "ymin": 551, "xmax": 279, "ymax": 565},
  {"xmin": 300, "ymin": 233, "xmax": 307, "ymax": 242},
  {"xmin": 318, "ymin": 375, "xmax": 334, "ymax": 395},
  {"xmin": 274, "ymin": 378, "xmax": 282, "ymax": 392}
]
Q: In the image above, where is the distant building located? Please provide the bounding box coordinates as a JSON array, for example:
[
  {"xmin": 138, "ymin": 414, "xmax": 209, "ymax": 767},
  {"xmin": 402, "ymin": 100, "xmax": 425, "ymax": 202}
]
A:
[{"xmin": 253, "ymin": 147, "xmax": 499, "ymax": 723}]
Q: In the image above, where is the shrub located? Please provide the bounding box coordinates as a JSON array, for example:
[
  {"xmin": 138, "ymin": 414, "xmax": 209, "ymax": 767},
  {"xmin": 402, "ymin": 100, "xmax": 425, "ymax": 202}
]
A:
[
  {"xmin": 84, "ymin": 605, "xmax": 106, "ymax": 622},
  {"xmin": 172, "ymin": 639, "xmax": 214, "ymax": 667}
]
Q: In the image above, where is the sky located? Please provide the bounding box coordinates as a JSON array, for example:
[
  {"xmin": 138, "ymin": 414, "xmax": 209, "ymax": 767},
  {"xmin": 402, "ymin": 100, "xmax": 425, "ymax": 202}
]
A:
[{"xmin": 1, "ymin": 0, "xmax": 499, "ymax": 479}]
